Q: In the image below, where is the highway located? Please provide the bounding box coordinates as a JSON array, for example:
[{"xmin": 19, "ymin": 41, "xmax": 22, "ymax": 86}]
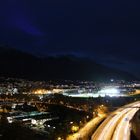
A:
[
  {"xmin": 91, "ymin": 101, "xmax": 140, "ymax": 140},
  {"xmin": 112, "ymin": 108, "xmax": 139, "ymax": 140}
]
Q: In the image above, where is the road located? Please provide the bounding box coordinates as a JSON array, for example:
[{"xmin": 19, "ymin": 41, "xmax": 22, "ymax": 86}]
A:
[
  {"xmin": 67, "ymin": 114, "xmax": 106, "ymax": 140},
  {"xmin": 112, "ymin": 108, "xmax": 139, "ymax": 140},
  {"xmin": 91, "ymin": 101, "xmax": 140, "ymax": 140},
  {"xmin": 2, "ymin": 100, "xmax": 139, "ymax": 140}
]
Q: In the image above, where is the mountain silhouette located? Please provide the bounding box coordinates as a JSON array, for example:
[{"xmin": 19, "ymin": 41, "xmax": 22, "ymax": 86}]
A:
[{"xmin": 0, "ymin": 47, "xmax": 137, "ymax": 81}]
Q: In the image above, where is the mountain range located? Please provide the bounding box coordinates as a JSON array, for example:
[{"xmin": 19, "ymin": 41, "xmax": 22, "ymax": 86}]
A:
[{"xmin": 0, "ymin": 47, "xmax": 137, "ymax": 81}]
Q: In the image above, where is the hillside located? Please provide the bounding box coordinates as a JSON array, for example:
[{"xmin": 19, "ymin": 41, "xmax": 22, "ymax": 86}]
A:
[{"xmin": 0, "ymin": 47, "xmax": 136, "ymax": 81}]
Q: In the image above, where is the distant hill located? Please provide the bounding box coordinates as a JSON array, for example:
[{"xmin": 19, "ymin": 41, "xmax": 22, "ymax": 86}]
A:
[{"xmin": 0, "ymin": 47, "xmax": 137, "ymax": 81}]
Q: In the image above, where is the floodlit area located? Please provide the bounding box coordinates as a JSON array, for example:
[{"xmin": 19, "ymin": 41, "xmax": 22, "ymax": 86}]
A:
[
  {"xmin": 64, "ymin": 87, "xmax": 125, "ymax": 98},
  {"xmin": 97, "ymin": 87, "xmax": 120, "ymax": 97}
]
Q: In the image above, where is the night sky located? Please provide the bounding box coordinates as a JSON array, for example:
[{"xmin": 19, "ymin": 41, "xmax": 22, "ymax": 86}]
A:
[{"xmin": 0, "ymin": 0, "xmax": 140, "ymax": 77}]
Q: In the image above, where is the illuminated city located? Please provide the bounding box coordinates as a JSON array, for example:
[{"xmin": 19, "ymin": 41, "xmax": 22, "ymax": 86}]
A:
[
  {"xmin": 0, "ymin": 78, "xmax": 140, "ymax": 139},
  {"xmin": 1, "ymin": 0, "xmax": 140, "ymax": 140}
]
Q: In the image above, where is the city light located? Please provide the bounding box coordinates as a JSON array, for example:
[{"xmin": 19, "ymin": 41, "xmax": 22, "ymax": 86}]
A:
[
  {"xmin": 0, "ymin": 77, "xmax": 140, "ymax": 140},
  {"xmin": 98, "ymin": 87, "xmax": 120, "ymax": 97},
  {"xmin": 64, "ymin": 87, "xmax": 121, "ymax": 98},
  {"xmin": 57, "ymin": 137, "xmax": 64, "ymax": 140},
  {"xmin": 71, "ymin": 125, "xmax": 79, "ymax": 133},
  {"xmin": 31, "ymin": 119, "xmax": 37, "ymax": 125}
]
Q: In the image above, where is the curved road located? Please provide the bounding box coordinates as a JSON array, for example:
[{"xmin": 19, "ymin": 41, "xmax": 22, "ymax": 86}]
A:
[
  {"xmin": 112, "ymin": 108, "xmax": 139, "ymax": 140},
  {"xmin": 91, "ymin": 101, "xmax": 140, "ymax": 140}
]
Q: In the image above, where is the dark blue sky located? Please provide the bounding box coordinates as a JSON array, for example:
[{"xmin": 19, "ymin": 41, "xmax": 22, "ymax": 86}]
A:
[{"xmin": 0, "ymin": 0, "xmax": 140, "ymax": 77}]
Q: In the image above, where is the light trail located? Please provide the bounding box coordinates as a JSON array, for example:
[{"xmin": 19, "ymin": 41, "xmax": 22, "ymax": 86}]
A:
[
  {"xmin": 91, "ymin": 101, "xmax": 140, "ymax": 140},
  {"xmin": 112, "ymin": 108, "xmax": 139, "ymax": 140}
]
